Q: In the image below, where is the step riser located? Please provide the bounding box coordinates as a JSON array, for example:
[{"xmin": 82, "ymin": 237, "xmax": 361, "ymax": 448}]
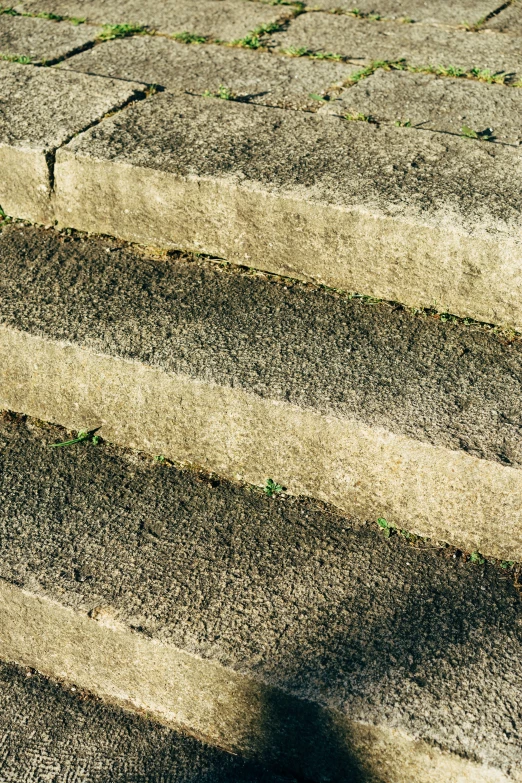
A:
[
  {"xmin": 2, "ymin": 325, "xmax": 522, "ymax": 560},
  {"xmin": 0, "ymin": 578, "xmax": 510, "ymax": 783},
  {"xmin": 54, "ymin": 152, "xmax": 521, "ymax": 329}
]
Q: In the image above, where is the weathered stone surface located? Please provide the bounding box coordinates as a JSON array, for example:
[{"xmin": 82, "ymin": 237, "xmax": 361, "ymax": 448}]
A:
[
  {"xmin": 0, "ymin": 661, "xmax": 287, "ymax": 783},
  {"xmin": 0, "ymin": 412, "xmax": 521, "ymax": 782},
  {"xmin": 0, "ymin": 62, "xmax": 144, "ymax": 223},
  {"xmin": 53, "ymin": 91, "xmax": 522, "ymax": 329},
  {"xmin": 2, "ymin": 226, "xmax": 522, "ymax": 559},
  {"xmin": 271, "ymin": 14, "xmax": 522, "ymax": 74},
  {"xmin": 322, "ymin": 69, "xmax": 522, "ymax": 144},
  {"xmin": 304, "ymin": 0, "xmax": 500, "ymax": 26},
  {"xmin": 0, "ymin": 13, "xmax": 99, "ymax": 63},
  {"xmin": 485, "ymin": 1, "xmax": 522, "ymax": 34},
  {"xmin": 13, "ymin": 0, "xmax": 285, "ymax": 40},
  {"xmin": 62, "ymin": 36, "xmax": 357, "ymax": 109}
]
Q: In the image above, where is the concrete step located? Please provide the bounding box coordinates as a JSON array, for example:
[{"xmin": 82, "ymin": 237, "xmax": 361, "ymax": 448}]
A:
[
  {"xmin": 0, "ymin": 658, "xmax": 291, "ymax": 782},
  {"xmin": 1, "ymin": 10, "xmax": 522, "ymax": 326},
  {"xmin": 0, "ymin": 411, "xmax": 521, "ymax": 782},
  {"xmin": 1, "ymin": 224, "xmax": 522, "ymax": 560}
]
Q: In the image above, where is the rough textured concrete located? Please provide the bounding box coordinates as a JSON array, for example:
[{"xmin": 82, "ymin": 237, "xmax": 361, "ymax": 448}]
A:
[
  {"xmin": 13, "ymin": 0, "xmax": 286, "ymax": 40},
  {"xmin": 2, "ymin": 226, "xmax": 522, "ymax": 558},
  {"xmin": 271, "ymin": 14, "xmax": 522, "ymax": 74},
  {"xmin": 322, "ymin": 69, "xmax": 522, "ymax": 144},
  {"xmin": 304, "ymin": 0, "xmax": 500, "ymax": 26},
  {"xmin": 0, "ymin": 62, "xmax": 144, "ymax": 223},
  {"xmin": 53, "ymin": 91, "xmax": 522, "ymax": 329},
  {"xmin": 0, "ymin": 13, "xmax": 99, "ymax": 63},
  {"xmin": 62, "ymin": 36, "xmax": 357, "ymax": 109},
  {"xmin": 0, "ymin": 660, "xmax": 288, "ymax": 783},
  {"xmin": 0, "ymin": 413, "xmax": 522, "ymax": 782},
  {"xmin": 485, "ymin": 1, "xmax": 522, "ymax": 33}
]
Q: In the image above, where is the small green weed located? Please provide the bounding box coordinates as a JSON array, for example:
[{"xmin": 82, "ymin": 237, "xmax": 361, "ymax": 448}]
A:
[
  {"xmin": 50, "ymin": 428, "xmax": 101, "ymax": 448},
  {"xmin": 97, "ymin": 23, "xmax": 147, "ymax": 41},
  {"xmin": 309, "ymin": 50, "xmax": 344, "ymax": 61},
  {"xmin": 309, "ymin": 92, "xmax": 327, "ymax": 101},
  {"xmin": 377, "ymin": 517, "xmax": 392, "ymax": 538},
  {"xmin": 281, "ymin": 46, "xmax": 308, "ymax": 57},
  {"xmin": 0, "ymin": 7, "xmax": 18, "ymax": 15},
  {"xmin": 264, "ymin": 478, "xmax": 284, "ymax": 496},
  {"xmin": 501, "ymin": 560, "xmax": 515, "ymax": 569},
  {"xmin": 203, "ymin": 84, "xmax": 234, "ymax": 99},
  {"xmin": 172, "ymin": 30, "xmax": 207, "ymax": 44},
  {"xmin": 345, "ymin": 111, "xmax": 373, "ymax": 122},
  {"xmin": 70, "ymin": 16, "xmax": 86, "ymax": 24},
  {"xmin": 461, "ymin": 125, "xmax": 495, "ymax": 141},
  {"xmin": 470, "ymin": 551, "xmax": 485, "ymax": 565},
  {"xmin": 0, "ymin": 52, "xmax": 31, "ymax": 63},
  {"xmin": 232, "ymin": 21, "xmax": 281, "ymax": 49},
  {"xmin": 154, "ymin": 455, "xmax": 166, "ymax": 462},
  {"xmin": 395, "ymin": 118, "xmax": 412, "ymax": 127},
  {"xmin": 0, "ymin": 205, "xmax": 11, "ymax": 223},
  {"xmin": 35, "ymin": 11, "xmax": 63, "ymax": 20}
]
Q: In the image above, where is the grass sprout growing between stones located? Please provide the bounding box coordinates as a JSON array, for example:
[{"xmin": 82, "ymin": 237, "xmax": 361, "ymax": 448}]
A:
[
  {"xmin": 232, "ymin": 21, "xmax": 283, "ymax": 49},
  {"xmin": 50, "ymin": 428, "xmax": 100, "ymax": 448},
  {"xmin": 345, "ymin": 111, "xmax": 374, "ymax": 122},
  {"xmin": 461, "ymin": 125, "xmax": 495, "ymax": 141},
  {"xmin": 172, "ymin": 31, "xmax": 207, "ymax": 44},
  {"xmin": 264, "ymin": 478, "xmax": 284, "ymax": 496},
  {"xmin": 0, "ymin": 52, "xmax": 31, "ymax": 63},
  {"xmin": 203, "ymin": 84, "xmax": 235, "ymax": 99},
  {"xmin": 97, "ymin": 23, "xmax": 147, "ymax": 41}
]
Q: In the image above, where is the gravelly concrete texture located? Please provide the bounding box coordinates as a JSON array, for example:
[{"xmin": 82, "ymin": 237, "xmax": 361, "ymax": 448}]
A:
[
  {"xmin": 1, "ymin": 226, "xmax": 522, "ymax": 559},
  {"xmin": 0, "ymin": 62, "xmax": 144, "ymax": 223},
  {"xmin": 54, "ymin": 91, "xmax": 522, "ymax": 329},
  {"xmin": 0, "ymin": 12, "xmax": 99, "ymax": 63},
  {"xmin": 0, "ymin": 660, "xmax": 290, "ymax": 783},
  {"xmin": 304, "ymin": 0, "xmax": 500, "ymax": 25},
  {"xmin": 62, "ymin": 36, "xmax": 357, "ymax": 109},
  {"xmin": 13, "ymin": 0, "xmax": 286, "ymax": 40},
  {"xmin": 0, "ymin": 412, "xmax": 521, "ymax": 782},
  {"xmin": 323, "ymin": 69, "xmax": 522, "ymax": 144},
  {"xmin": 271, "ymin": 14, "xmax": 522, "ymax": 74}
]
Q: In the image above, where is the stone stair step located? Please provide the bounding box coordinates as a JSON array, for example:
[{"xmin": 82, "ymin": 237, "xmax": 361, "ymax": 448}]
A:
[
  {"xmin": 1, "ymin": 224, "xmax": 522, "ymax": 560},
  {"xmin": 0, "ymin": 411, "xmax": 521, "ymax": 782},
  {"xmin": 0, "ymin": 659, "xmax": 290, "ymax": 782}
]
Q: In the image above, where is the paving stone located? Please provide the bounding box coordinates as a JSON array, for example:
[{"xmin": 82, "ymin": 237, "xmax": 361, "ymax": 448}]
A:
[
  {"xmin": 52, "ymin": 91, "xmax": 522, "ymax": 330},
  {"xmin": 321, "ymin": 69, "xmax": 522, "ymax": 144},
  {"xmin": 0, "ymin": 12, "xmax": 99, "ymax": 63},
  {"xmin": 0, "ymin": 412, "xmax": 522, "ymax": 782},
  {"xmin": 0, "ymin": 62, "xmax": 144, "ymax": 223},
  {"xmin": 304, "ymin": 0, "xmax": 500, "ymax": 26},
  {"xmin": 485, "ymin": 1, "xmax": 522, "ymax": 34},
  {"xmin": 2, "ymin": 226, "xmax": 522, "ymax": 560},
  {"xmin": 13, "ymin": 0, "xmax": 286, "ymax": 40},
  {"xmin": 0, "ymin": 661, "xmax": 288, "ymax": 783},
  {"xmin": 271, "ymin": 14, "xmax": 522, "ymax": 75},
  {"xmin": 62, "ymin": 35, "xmax": 357, "ymax": 109}
]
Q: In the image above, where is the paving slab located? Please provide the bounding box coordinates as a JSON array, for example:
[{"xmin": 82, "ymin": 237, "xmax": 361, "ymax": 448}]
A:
[
  {"xmin": 0, "ymin": 660, "xmax": 289, "ymax": 783},
  {"xmin": 321, "ymin": 69, "xmax": 522, "ymax": 144},
  {"xmin": 0, "ymin": 62, "xmax": 144, "ymax": 224},
  {"xmin": 2, "ymin": 225, "xmax": 522, "ymax": 559},
  {"xmin": 52, "ymin": 91, "xmax": 522, "ymax": 329},
  {"xmin": 62, "ymin": 36, "xmax": 357, "ymax": 109},
  {"xmin": 485, "ymin": 1, "xmax": 522, "ymax": 34},
  {"xmin": 0, "ymin": 412, "xmax": 522, "ymax": 782},
  {"xmin": 304, "ymin": 0, "xmax": 500, "ymax": 26},
  {"xmin": 0, "ymin": 12, "xmax": 99, "ymax": 63},
  {"xmin": 271, "ymin": 14, "xmax": 522, "ymax": 74},
  {"xmin": 13, "ymin": 0, "xmax": 286, "ymax": 40}
]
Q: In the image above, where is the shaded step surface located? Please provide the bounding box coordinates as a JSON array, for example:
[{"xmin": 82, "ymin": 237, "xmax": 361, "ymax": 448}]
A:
[
  {"xmin": 0, "ymin": 659, "xmax": 290, "ymax": 782},
  {"xmin": 1, "ymin": 224, "xmax": 522, "ymax": 558},
  {"xmin": 0, "ymin": 412, "xmax": 521, "ymax": 782}
]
